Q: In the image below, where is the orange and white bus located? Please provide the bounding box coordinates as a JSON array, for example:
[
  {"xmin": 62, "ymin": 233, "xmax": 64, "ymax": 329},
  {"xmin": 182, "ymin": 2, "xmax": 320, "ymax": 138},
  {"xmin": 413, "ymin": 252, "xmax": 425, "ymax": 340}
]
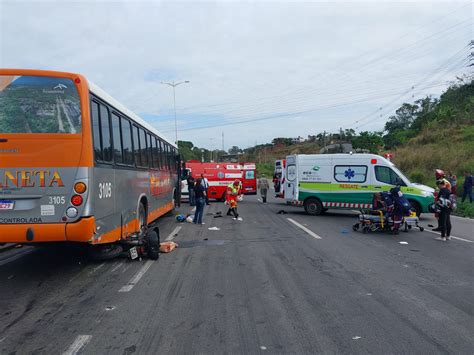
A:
[{"xmin": 0, "ymin": 69, "xmax": 180, "ymax": 259}]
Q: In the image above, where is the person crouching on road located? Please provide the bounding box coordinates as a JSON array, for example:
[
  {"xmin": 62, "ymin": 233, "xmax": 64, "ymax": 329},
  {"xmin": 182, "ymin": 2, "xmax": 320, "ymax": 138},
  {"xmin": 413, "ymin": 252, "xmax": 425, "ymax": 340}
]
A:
[
  {"xmin": 258, "ymin": 175, "xmax": 270, "ymax": 203},
  {"xmin": 226, "ymin": 179, "xmax": 241, "ymax": 219},
  {"xmin": 193, "ymin": 178, "xmax": 207, "ymax": 225},
  {"xmin": 434, "ymin": 180, "xmax": 452, "ymax": 241}
]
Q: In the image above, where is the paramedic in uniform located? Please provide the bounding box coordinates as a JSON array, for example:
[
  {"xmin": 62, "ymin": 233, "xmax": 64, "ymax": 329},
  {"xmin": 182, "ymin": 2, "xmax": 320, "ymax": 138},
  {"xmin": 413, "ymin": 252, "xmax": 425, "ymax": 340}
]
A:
[{"xmin": 226, "ymin": 179, "xmax": 241, "ymax": 219}]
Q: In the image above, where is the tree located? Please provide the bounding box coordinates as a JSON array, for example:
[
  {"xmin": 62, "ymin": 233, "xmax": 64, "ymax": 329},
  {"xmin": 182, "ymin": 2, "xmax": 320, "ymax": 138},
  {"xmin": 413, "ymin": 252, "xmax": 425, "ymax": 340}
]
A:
[
  {"xmin": 228, "ymin": 146, "xmax": 241, "ymax": 154},
  {"xmin": 384, "ymin": 103, "xmax": 418, "ymax": 134},
  {"xmin": 352, "ymin": 131, "xmax": 383, "ymax": 153}
]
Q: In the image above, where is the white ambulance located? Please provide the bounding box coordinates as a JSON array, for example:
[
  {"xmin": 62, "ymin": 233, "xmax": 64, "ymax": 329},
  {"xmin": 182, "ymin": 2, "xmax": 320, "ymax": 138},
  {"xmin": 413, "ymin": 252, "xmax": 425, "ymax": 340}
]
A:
[{"xmin": 284, "ymin": 154, "xmax": 434, "ymax": 216}]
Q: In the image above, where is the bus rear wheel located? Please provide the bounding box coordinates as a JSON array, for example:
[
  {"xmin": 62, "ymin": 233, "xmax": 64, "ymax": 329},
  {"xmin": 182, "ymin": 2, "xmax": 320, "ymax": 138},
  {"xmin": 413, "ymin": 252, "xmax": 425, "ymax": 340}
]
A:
[{"xmin": 304, "ymin": 198, "xmax": 323, "ymax": 216}]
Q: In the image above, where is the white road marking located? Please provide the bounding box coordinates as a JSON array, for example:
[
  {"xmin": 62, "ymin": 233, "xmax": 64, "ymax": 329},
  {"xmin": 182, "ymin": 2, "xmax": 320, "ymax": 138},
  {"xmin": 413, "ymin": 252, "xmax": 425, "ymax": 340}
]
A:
[
  {"xmin": 399, "ymin": 241, "xmax": 408, "ymax": 245},
  {"xmin": 165, "ymin": 226, "xmax": 182, "ymax": 241},
  {"xmin": 352, "ymin": 336, "xmax": 362, "ymax": 340},
  {"xmin": 111, "ymin": 262, "xmax": 124, "ymax": 272},
  {"xmin": 119, "ymin": 260, "xmax": 154, "ymax": 292},
  {"xmin": 88, "ymin": 262, "xmax": 105, "ymax": 275},
  {"xmin": 0, "ymin": 249, "xmax": 34, "ymax": 267},
  {"xmin": 424, "ymin": 229, "xmax": 473, "ymax": 243},
  {"xmin": 63, "ymin": 335, "xmax": 92, "ymax": 355},
  {"xmin": 287, "ymin": 218, "xmax": 322, "ymax": 239}
]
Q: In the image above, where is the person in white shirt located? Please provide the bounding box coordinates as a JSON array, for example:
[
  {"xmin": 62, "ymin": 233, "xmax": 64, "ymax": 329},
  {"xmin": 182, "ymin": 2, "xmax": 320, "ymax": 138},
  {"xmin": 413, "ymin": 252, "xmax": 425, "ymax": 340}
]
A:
[{"xmin": 200, "ymin": 174, "xmax": 210, "ymax": 205}]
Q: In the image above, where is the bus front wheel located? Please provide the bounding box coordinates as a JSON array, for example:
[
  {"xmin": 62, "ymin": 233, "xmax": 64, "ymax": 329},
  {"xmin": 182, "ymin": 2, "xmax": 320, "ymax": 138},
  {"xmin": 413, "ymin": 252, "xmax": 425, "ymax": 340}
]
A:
[
  {"xmin": 146, "ymin": 229, "xmax": 160, "ymax": 260},
  {"xmin": 304, "ymin": 198, "xmax": 323, "ymax": 216}
]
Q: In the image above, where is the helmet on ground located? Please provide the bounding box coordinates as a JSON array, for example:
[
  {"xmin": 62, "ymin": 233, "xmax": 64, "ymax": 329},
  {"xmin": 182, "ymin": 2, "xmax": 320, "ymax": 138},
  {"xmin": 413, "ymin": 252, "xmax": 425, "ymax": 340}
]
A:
[{"xmin": 435, "ymin": 169, "xmax": 445, "ymax": 179}]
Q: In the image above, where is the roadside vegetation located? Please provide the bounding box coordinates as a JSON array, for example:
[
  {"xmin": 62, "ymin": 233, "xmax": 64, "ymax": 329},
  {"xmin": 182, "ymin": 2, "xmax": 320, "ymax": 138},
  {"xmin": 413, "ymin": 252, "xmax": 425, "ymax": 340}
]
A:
[{"xmin": 178, "ymin": 77, "xmax": 473, "ymax": 217}]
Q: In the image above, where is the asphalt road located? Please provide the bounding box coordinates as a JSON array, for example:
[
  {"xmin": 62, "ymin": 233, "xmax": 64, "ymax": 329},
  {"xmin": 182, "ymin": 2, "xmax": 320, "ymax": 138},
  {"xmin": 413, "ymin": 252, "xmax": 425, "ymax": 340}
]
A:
[{"xmin": 0, "ymin": 193, "xmax": 473, "ymax": 354}]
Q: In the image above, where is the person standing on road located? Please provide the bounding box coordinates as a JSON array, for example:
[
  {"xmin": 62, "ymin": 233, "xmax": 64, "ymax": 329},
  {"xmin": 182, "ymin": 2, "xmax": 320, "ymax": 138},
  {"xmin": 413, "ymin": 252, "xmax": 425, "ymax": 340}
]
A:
[
  {"xmin": 187, "ymin": 174, "xmax": 196, "ymax": 206},
  {"xmin": 433, "ymin": 169, "xmax": 451, "ymax": 232},
  {"xmin": 258, "ymin": 175, "xmax": 270, "ymax": 203},
  {"xmin": 226, "ymin": 179, "xmax": 241, "ymax": 219},
  {"xmin": 447, "ymin": 171, "xmax": 457, "ymax": 194},
  {"xmin": 461, "ymin": 171, "xmax": 473, "ymax": 203},
  {"xmin": 434, "ymin": 180, "xmax": 452, "ymax": 241},
  {"xmin": 193, "ymin": 178, "xmax": 206, "ymax": 225},
  {"xmin": 200, "ymin": 173, "xmax": 210, "ymax": 205}
]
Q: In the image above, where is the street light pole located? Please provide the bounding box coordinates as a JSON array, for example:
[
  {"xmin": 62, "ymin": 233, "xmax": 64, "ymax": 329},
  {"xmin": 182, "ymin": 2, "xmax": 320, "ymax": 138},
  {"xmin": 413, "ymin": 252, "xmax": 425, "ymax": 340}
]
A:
[{"xmin": 161, "ymin": 80, "xmax": 190, "ymax": 145}]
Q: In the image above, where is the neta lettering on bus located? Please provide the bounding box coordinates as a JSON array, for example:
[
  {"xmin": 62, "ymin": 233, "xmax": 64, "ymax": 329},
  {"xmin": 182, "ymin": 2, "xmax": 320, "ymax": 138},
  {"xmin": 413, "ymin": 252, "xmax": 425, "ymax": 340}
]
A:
[{"xmin": 0, "ymin": 170, "xmax": 64, "ymax": 189}]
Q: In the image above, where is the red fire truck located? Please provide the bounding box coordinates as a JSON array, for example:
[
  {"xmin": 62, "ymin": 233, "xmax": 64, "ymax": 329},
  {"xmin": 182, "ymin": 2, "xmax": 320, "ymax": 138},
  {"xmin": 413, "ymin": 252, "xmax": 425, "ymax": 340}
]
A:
[{"xmin": 181, "ymin": 161, "xmax": 257, "ymax": 201}]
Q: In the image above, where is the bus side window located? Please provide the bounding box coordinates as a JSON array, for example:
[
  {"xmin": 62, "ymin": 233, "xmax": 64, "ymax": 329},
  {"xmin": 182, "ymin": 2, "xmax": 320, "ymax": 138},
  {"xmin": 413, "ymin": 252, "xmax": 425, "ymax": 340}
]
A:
[
  {"xmin": 121, "ymin": 117, "xmax": 134, "ymax": 166},
  {"xmin": 139, "ymin": 128, "xmax": 148, "ymax": 167},
  {"xmin": 133, "ymin": 125, "xmax": 141, "ymax": 166},
  {"xmin": 91, "ymin": 101, "xmax": 103, "ymax": 161},
  {"xmin": 111, "ymin": 113, "xmax": 123, "ymax": 164},
  {"xmin": 99, "ymin": 104, "xmax": 112, "ymax": 162},
  {"xmin": 158, "ymin": 139, "xmax": 164, "ymax": 169},
  {"xmin": 166, "ymin": 144, "xmax": 171, "ymax": 170},
  {"xmin": 153, "ymin": 138, "xmax": 160, "ymax": 169},
  {"xmin": 147, "ymin": 133, "xmax": 154, "ymax": 168}
]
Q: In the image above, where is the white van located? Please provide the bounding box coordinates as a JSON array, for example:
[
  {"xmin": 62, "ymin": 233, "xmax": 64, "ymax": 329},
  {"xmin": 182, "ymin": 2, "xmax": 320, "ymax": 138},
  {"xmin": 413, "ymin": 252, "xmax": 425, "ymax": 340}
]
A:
[{"xmin": 284, "ymin": 154, "xmax": 434, "ymax": 216}]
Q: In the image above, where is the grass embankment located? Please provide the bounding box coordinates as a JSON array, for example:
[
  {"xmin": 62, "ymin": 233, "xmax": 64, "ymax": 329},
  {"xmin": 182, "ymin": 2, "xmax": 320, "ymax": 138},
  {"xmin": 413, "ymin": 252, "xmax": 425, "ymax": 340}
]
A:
[{"xmin": 393, "ymin": 124, "xmax": 474, "ymax": 218}]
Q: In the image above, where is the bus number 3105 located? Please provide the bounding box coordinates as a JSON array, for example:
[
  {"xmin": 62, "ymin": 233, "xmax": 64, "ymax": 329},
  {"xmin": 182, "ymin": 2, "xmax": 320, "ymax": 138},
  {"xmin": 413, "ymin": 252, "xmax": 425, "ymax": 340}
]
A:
[{"xmin": 99, "ymin": 182, "xmax": 112, "ymax": 199}]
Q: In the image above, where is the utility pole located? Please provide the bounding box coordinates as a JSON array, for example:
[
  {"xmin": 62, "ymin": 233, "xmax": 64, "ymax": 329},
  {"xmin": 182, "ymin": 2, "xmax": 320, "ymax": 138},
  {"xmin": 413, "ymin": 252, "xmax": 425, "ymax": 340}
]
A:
[{"xmin": 161, "ymin": 80, "xmax": 190, "ymax": 144}]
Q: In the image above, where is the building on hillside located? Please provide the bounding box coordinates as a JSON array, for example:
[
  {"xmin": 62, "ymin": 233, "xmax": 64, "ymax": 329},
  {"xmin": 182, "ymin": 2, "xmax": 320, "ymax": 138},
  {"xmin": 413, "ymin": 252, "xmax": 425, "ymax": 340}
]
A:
[
  {"xmin": 320, "ymin": 142, "xmax": 353, "ymax": 154},
  {"xmin": 292, "ymin": 136, "xmax": 305, "ymax": 144}
]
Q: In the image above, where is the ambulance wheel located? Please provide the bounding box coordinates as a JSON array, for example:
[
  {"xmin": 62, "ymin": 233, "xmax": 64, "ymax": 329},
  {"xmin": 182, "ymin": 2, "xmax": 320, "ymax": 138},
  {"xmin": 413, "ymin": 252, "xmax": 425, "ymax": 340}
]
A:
[
  {"xmin": 408, "ymin": 200, "xmax": 421, "ymax": 217},
  {"xmin": 146, "ymin": 229, "xmax": 160, "ymax": 260},
  {"xmin": 304, "ymin": 198, "xmax": 323, "ymax": 216}
]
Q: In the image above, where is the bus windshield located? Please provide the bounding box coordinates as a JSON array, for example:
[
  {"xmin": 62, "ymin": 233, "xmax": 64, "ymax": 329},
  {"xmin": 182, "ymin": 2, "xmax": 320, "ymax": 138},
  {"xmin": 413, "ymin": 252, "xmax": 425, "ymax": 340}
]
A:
[{"xmin": 0, "ymin": 75, "xmax": 82, "ymax": 134}]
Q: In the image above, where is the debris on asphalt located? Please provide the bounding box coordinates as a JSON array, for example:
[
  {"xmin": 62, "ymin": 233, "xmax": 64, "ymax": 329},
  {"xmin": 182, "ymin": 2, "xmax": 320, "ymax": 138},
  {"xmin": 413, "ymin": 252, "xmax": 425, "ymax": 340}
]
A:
[
  {"xmin": 208, "ymin": 227, "xmax": 220, "ymax": 231},
  {"xmin": 399, "ymin": 241, "xmax": 408, "ymax": 245},
  {"xmin": 176, "ymin": 214, "xmax": 187, "ymax": 222},
  {"xmin": 352, "ymin": 336, "xmax": 362, "ymax": 340},
  {"xmin": 237, "ymin": 217, "xmax": 243, "ymax": 221},
  {"xmin": 277, "ymin": 210, "xmax": 288, "ymax": 214},
  {"xmin": 160, "ymin": 241, "xmax": 179, "ymax": 253},
  {"xmin": 341, "ymin": 229, "xmax": 349, "ymax": 234}
]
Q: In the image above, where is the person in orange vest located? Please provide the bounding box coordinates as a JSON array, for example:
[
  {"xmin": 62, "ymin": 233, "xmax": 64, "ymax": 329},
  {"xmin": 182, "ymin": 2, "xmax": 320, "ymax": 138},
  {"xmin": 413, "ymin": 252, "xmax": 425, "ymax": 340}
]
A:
[{"xmin": 226, "ymin": 179, "xmax": 242, "ymax": 219}]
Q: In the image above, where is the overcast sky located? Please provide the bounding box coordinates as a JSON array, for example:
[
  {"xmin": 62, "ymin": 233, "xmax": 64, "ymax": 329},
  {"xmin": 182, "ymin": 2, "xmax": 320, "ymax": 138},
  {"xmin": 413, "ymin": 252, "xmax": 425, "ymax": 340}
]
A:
[{"xmin": 1, "ymin": 0, "xmax": 472, "ymax": 150}]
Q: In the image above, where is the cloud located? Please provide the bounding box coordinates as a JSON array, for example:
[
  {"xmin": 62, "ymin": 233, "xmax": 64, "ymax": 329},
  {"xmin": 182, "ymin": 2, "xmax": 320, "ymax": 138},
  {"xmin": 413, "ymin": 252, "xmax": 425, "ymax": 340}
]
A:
[{"xmin": 1, "ymin": 0, "xmax": 471, "ymax": 149}]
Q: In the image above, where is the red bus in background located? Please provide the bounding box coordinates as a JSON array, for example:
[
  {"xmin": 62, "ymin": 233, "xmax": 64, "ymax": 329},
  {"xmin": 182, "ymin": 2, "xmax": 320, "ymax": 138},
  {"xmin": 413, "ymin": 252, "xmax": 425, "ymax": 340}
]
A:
[{"xmin": 182, "ymin": 161, "xmax": 257, "ymax": 201}]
